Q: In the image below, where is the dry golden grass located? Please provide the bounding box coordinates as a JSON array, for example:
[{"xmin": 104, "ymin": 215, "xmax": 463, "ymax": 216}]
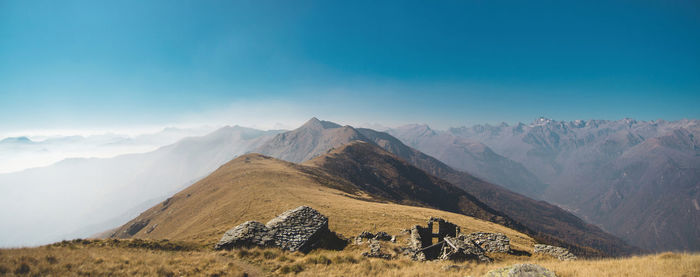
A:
[
  {"xmin": 2, "ymin": 241, "xmax": 698, "ymax": 277},
  {"xmin": 12, "ymin": 154, "xmax": 692, "ymax": 276},
  {"xmin": 113, "ymin": 154, "xmax": 534, "ymax": 253}
]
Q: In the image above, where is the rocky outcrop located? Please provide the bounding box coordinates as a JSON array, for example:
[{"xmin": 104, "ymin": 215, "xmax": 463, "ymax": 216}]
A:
[
  {"xmin": 465, "ymin": 232, "xmax": 510, "ymax": 253},
  {"xmin": 125, "ymin": 219, "xmax": 150, "ymax": 236},
  {"xmin": 485, "ymin": 264, "xmax": 557, "ymax": 277},
  {"xmin": 533, "ymin": 244, "xmax": 577, "ymax": 261},
  {"xmin": 215, "ymin": 206, "xmax": 345, "ymax": 253}
]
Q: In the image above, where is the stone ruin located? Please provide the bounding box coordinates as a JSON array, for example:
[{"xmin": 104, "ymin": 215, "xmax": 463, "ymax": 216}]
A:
[
  {"xmin": 533, "ymin": 244, "xmax": 577, "ymax": 261},
  {"xmin": 466, "ymin": 232, "xmax": 511, "ymax": 253},
  {"xmin": 402, "ymin": 217, "xmax": 511, "ymax": 263},
  {"xmin": 214, "ymin": 206, "xmax": 346, "ymax": 253}
]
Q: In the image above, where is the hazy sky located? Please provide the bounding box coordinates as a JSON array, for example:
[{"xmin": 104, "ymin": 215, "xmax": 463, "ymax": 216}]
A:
[{"xmin": 1, "ymin": 0, "xmax": 699, "ymax": 133}]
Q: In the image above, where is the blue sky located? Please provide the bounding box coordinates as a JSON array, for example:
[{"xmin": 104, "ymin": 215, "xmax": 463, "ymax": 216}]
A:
[{"xmin": 1, "ymin": 0, "xmax": 699, "ymax": 131}]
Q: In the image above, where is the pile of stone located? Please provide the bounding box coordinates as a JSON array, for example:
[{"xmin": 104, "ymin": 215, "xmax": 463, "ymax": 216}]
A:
[
  {"xmin": 214, "ymin": 206, "xmax": 342, "ymax": 253},
  {"xmin": 465, "ymin": 232, "xmax": 510, "ymax": 253},
  {"xmin": 362, "ymin": 240, "xmax": 392, "ymax": 259},
  {"xmin": 533, "ymin": 244, "xmax": 577, "ymax": 261},
  {"xmin": 355, "ymin": 231, "xmax": 393, "ymax": 244},
  {"xmin": 440, "ymin": 236, "xmax": 492, "ymax": 263}
]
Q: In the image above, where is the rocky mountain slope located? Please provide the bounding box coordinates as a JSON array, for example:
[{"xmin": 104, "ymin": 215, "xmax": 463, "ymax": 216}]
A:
[
  {"xmin": 442, "ymin": 118, "xmax": 699, "ymax": 251},
  {"xmin": 0, "ymin": 126, "xmax": 280, "ymax": 247},
  {"xmin": 386, "ymin": 124, "xmax": 547, "ymax": 197},
  {"xmin": 255, "ymin": 118, "xmax": 638, "ymax": 256}
]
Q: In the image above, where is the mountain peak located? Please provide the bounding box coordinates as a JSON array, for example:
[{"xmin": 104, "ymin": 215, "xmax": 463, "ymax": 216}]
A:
[
  {"xmin": 0, "ymin": 136, "xmax": 33, "ymax": 144},
  {"xmin": 301, "ymin": 117, "xmax": 342, "ymax": 130}
]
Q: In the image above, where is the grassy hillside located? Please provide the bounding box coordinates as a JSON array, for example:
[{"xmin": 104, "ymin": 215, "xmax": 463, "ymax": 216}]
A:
[
  {"xmin": 1, "ymin": 239, "xmax": 698, "ymax": 276},
  {"xmin": 108, "ymin": 153, "xmax": 534, "ymax": 251}
]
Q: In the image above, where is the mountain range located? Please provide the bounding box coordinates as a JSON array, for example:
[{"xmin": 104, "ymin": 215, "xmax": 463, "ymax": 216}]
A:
[
  {"xmin": 1, "ymin": 117, "xmax": 694, "ymax": 254},
  {"xmin": 390, "ymin": 118, "xmax": 699, "ymax": 251}
]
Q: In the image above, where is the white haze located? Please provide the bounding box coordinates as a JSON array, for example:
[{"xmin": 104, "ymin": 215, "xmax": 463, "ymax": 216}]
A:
[
  {"xmin": 0, "ymin": 125, "xmax": 282, "ymax": 247},
  {"xmin": 0, "ymin": 126, "xmax": 217, "ymax": 174}
]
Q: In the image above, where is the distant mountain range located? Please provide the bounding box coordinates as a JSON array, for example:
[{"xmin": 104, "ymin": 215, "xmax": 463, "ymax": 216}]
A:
[
  {"xmin": 255, "ymin": 118, "xmax": 637, "ymax": 256},
  {"xmin": 1, "ymin": 117, "xmax": 694, "ymax": 254},
  {"xmin": 390, "ymin": 118, "xmax": 698, "ymax": 252}
]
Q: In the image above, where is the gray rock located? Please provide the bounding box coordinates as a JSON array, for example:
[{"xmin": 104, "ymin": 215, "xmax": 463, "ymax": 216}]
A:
[
  {"xmin": 362, "ymin": 240, "xmax": 392, "ymax": 259},
  {"xmin": 441, "ymin": 236, "xmax": 492, "ymax": 263},
  {"xmin": 533, "ymin": 244, "xmax": 577, "ymax": 261},
  {"xmin": 214, "ymin": 221, "xmax": 273, "ymax": 250},
  {"xmin": 266, "ymin": 206, "xmax": 330, "ymax": 252},
  {"xmin": 215, "ymin": 206, "xmax": 336, "ymax": 253},
  {"xmin": 465, "ymin": 232, "xmax": 510, "ymax": 253},
  {"xmin": 485, "ymin": 263, "xmax": 557, "ymax": 277}
]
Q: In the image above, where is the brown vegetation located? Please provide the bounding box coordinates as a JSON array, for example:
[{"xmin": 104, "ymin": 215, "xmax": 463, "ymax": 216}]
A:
[{"xmin": 1, "ymin": 240, "xmax": 698, "ymax": 276}]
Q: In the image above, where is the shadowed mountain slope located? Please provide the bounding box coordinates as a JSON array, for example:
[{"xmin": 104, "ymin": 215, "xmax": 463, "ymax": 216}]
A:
[
  {"xmin": 109, "ymin": 153, "xmax": 536, "ymax": 252},
  {"xmin": 386, "ymin": 124, "xmax": 547, "ymax": 198},
  {"xmin": 447, "ymin": 118, "xmax": 699, "ymax": 251},
  {"xmin": 304, "ymin": 141, "xmax": 515, "ymax": 227},
  {"xmin": 255, "ymin": 118, "xmax": 639, "ymax": 256}
]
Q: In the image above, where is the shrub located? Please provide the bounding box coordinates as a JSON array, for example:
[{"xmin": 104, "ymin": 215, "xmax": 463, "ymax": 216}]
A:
[
  {"xmin": 45, "ymin": 256, "xmax": 58, "ymax": 264},
  {"xmin": 263, "ymin": 250, "xmax": 278, "ymax": 259},
  {"xmin": 0, "ymin": 265, "xmax": 8, "ymax": 274},
  {"xmin": 14, "ymin": 263, "xmax": 30, "ymax": 275},
  {"xmin": 157, "ymin": 266, "xmax": 175, "ymax": 277}
]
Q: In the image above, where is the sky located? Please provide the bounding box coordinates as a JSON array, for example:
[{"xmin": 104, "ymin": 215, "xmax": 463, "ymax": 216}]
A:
[{"xmin": 1, "ymin": 0, "xmax": 699, "ymax": 134}]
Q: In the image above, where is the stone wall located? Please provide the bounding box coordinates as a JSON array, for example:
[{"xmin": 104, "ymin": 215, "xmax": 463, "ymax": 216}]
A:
[
  {"xmin": 533, "ymin": 244, "xmax": 577, "ymax": 261},
  {"xmin": 465, "ymin": 232, "xmax": 511, "ymax": 253}
]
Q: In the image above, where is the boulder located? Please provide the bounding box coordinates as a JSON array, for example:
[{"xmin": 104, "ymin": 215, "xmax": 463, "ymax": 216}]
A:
[
  {"xmin": 533, "ymin": 244, "xmax": 577, "ymax": 261},
  {"xmin": 485, "ymin": 263, "xmax": 557, "ymax": 277}
]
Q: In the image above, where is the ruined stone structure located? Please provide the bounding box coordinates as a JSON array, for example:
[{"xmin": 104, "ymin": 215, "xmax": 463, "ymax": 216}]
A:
[
  {"xmin": 440, "ymin": 236, "xmax": 492, "ymax": 262},
  {"xmin": 533, "ymin": 244, "xmax": 577, "ymax": 261},
  {"xmin": 403, "ymin": 217, "xmax": 498, "ymax": 262},
  {"xmin": 215, "ymin": 206, "xmax": 339, "ymax": 253},
  {"xmin": 465, "ymin": 232, "xmax": 511, "ymax": 253},
  {"xmin": 408, "ymin": 217, "xmax": 460, "ymax": 259}
]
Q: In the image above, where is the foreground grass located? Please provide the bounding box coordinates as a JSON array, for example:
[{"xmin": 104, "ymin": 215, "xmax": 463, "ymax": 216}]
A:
[{"xmin": 1, "ymin": 239, "xmax": 699, "ymax": 276}]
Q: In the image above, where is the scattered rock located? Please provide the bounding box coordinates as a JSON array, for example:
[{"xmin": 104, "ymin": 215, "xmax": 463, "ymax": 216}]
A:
[
  {"xmin": 440, "ymin": 236, "xmax": 492, "ymax": 263},
  {"xmin": 533, "ymin": 244, "xmax": 577, "ymax": 261},
  {"xmin": 355, "ymin": 231, "xmax": 394, "ymax": 244},
  {"xmin": 362, "ymin": 240, "xmax": 392, "ymax": 259},
  {"xmin": 465, "ymin": 232, "xmax": 510, "ymax": 253},
  {"xmin": 485, "ymin": 263, "xmax": 557, "ymax": 277},
  {"xmin": 215, "ymin": 206, "xmax": 346, "ymax": 253},
  {"xmin": 374, "ymin": 231, "xmax": 392, "ymax": 241}
]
